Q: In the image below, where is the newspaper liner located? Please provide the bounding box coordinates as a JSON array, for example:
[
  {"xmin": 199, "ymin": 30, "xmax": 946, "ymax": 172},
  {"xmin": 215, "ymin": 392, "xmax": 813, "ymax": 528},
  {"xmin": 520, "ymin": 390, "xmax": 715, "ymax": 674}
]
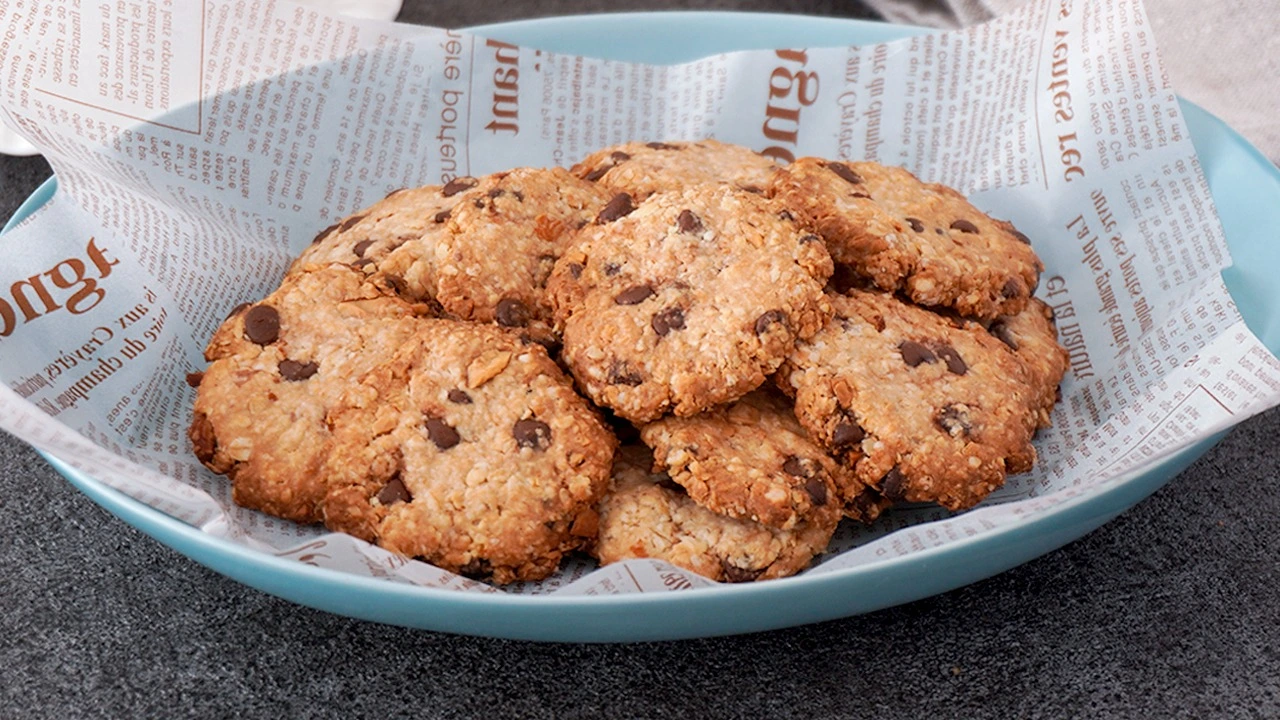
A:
[{"xmin": 0, "ymin": 0, "xmax": 1276, "ymax": 597}]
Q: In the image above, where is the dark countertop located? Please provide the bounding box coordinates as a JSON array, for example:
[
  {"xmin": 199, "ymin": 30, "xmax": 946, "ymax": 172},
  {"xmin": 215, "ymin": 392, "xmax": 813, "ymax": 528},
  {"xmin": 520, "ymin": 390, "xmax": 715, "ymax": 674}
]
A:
[{"xmin": 4, "ymin": 2, "xmax": 1279, "ymax": 718}]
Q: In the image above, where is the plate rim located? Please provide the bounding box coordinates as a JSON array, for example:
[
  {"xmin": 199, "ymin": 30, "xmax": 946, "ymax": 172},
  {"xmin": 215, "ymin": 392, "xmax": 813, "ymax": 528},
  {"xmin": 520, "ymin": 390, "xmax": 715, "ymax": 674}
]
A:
[{"xmin": 5, "ymin": 10, "xmax": 1277, "ymax": 640}]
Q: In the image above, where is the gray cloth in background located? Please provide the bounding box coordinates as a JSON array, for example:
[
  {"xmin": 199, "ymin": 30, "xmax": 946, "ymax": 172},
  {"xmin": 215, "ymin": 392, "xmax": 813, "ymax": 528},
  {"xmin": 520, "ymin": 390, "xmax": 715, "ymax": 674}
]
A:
[
  {"xmin": 4, "ymin": 1, "xmax": 1280, "ymax": 718},
  {"xmin": 865, "ymin": 0, "xmax": 1280, "ymax": 163}
]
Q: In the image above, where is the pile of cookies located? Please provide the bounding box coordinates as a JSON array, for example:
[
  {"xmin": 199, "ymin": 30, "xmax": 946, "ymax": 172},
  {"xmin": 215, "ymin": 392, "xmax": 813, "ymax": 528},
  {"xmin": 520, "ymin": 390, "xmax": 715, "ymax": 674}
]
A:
[{"xmin": 188, "ymin": 140, "xmax": 1067, "ymax": 585}]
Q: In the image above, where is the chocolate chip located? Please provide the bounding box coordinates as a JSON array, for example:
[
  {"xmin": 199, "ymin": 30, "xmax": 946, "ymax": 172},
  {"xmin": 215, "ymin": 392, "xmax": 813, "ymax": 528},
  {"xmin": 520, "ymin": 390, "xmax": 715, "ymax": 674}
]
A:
[
  {"xmin": 1001, "ymin": 278, "xmax": 1022, "ymax": 298},
  {"xmin": 851, "ymin": 192, "xmax": 872, "ymax": 199},
  {"xmin": 832, "ymin": 419, "xmax": 865, "ymax": 448},
  {"xmin": 352, "ymin": 258, "xmax": 373, "ymax": 270},
  {"xmin": 615, "ymin": 284, "xmax": 654, "ymax": 305},
  {"xmin": 583, "ymin": 166, "xmax": 610, "ymax": 182},
  {"xmin": 487, "ymin": 188, "xmax": 505, "ymax": 199},
  {"xmin": 829, "ymin": 264, "xmax": 861, "ymax": 294},
  {"xmin": 513, "ymin": 418, "xmax": 552, "ymax": 450},
  {"xmin": 567, "ymin": 262, "xmax": 584, "ymax": 279},
  {"xmin": 495, "ymin": 298, "xmax": 531, "ymax": 328},
  {"xmin": 225, "ymin": 302, "xmax": 250, "ymax": 320},
  {"xmin": 778, "ymin": 209, "xmax": 795, "ymax": 222},
  {"xmin": 312, "ymin": 222, "xmax": 340, "ymax": 245},
  {"xmin": 279, "ymin": 359, "xmax": 319, "ymax": 381},
  {"xmin": 458, "ymin": 558, "xmax": 491, "ymax": 580},
  {"xmin": 513, "ymin": 190, "xmax": 525, "ymax": 202},
  {"xmin": 827, "ymin": 162, "xmax": 864, "ymax": 184},
  {"xmin": 646, "ymin": 141, "xmax": 678, "ymax": 150},
  {"xmin": 935, "ymin": 345, "xmax": 967, "ymax": 375},
  {"xmin": 935, "ymin": 227, "xmax": 945, "ymax": 235},
  {"xmin": 189, "ymin": 411, "xmax": 216, "ymax": 463},
  {"xmin": 898, "ymin": 340, "xmax": 936, "ymax": 367},
  {"xmin": 651, "ymin": 306, "xmax": 686, "ymax": 336},
  {"xmin": 473, "ymin": 198, "xmax": 486, "ymax": 208},
  {"xmin": 935, "ymin": 404, "xmax": 972, "ymax": 438},
  {"xmin": 185, "ymin": 371, "xmax": 204, "ymax": 388},
  {"xmin": 596, "ymin": 193, "xmax": 635, "ymax": 223},
  {"xmin": 337, "ymin": 213, "xmax": 367, "ymax": 233},
  {"xmin": 740, "ymin": 185, "xmax": 764, "ymax": 194},
  {"xmin": 721, "ymin": 561, "xmax": 764, "ymax": 583},
  {"xmin": 447, "ymin": 389, "xmax": 472, "ymax": 404},
  {"xmin": 433, "ymin": 209, "xmax": 451, "ymax": 223},
  {"xmin": 607, "ymin": 361, "xmax": 643, "ymax": 386},
  {"xmin": 881, "ymin": 466, "xmax": 908, "ymax": 501},
  {"xmin": 990, "ymin": 321, "xmax": 1019, "ymax": 350},
  {"xmin": 352, "ymin": 239, "xmax": 373, "ymax": 257},
  {"xmin": 950, "ymin": 219, "xmax": 980, "ymax": 234},
  {"xmin": 803, "ymin": 477, "xmax": 829, "ymax": 506},
  {"xmin": 1011, "ymin": 229, "xmax": 1032, "ymax": 245},
  {"xmin": 376, "ymin": 476, "xmax": 411, "ymax": 505},
  {"xmin": 905, "ymin": 217, "xmax": 925, "ymax": 233},
  {"xmin": 799, "ymin": 233, "xmax": 821, "ymax": 244},
  {"xmin": 425, "ymin": 417, "xmax": 461, "ymax": 450},
  {"xmin": 243, "ymin": 305, "xmax": 280, "ymax": 345},
  {"xmin": 603, "ymin": 262, "xmax": 621, "ymax": 276},
  {"xmin": 610, "ymin": 151, "xmax": 631, "ymax": 162},
  {"xmin": 442, "ymin": 177, "xmax": 477, "ymax": 197},
  {"xmin": 754, "ymin": 309, "xmax": 788, "ymax": 335},
  {"xmin": 676, "ymin": 209, "xmax": 703, "ymax": 234},
  {"xmin": 782, "ymin": 455, "xmax": 814, "ymax": 478}
]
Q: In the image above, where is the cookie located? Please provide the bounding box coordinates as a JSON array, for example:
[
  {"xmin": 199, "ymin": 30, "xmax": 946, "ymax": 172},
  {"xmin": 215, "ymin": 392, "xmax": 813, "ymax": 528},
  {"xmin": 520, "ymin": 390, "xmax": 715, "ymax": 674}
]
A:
[
  {"xmin": 771, "ymin": 158, "xmax": 1043, "ymax": 320},
  {"xmin": 321, "ymin": 320, "xmax": 617, "ymax": 585},
  {"xmin": 427, "ymin": 167, "xmax": 612, "ymax": 342},
  {"xmin": 289, "ymin": 184, "xmax": 468, "ymax": 302},
  {"xmin": 188, "ymin": 264, "xmax": 432, "ymax": 523},
  {"xmin": 777, "ymin": 289, "xmax": 1048, "ymax": 510},
  {"xmin": 547, "ymin": 184, "xmax": 833, "ymax": 422},
  {"xmin": 640, "ymin": 390, "xmax": 884, "ymax": 529},
  {"xmin": 571, "ymin": 139, "xmax": 780, "ymax": 199},
  {"xmin": 592, "ymin": 446, "xmax": 838, "ymax": 582},
  {"xmin": 292, "ymin": 169, "xmax": 611, "ymax": 341},
  {"xmin": 987, "ymin": 298, "xmax": 1068, "ymax": 428}
]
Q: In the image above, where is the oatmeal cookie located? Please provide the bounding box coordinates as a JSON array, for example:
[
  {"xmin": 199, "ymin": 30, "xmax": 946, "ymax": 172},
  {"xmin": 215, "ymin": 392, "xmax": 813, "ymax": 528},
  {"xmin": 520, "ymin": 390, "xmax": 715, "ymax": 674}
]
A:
[
  {"xmin": 188, "ymin": 264, "xmax": 432, "ymax": 523},
  {"xmin": 548, "ymin": 184, "xmax": 833, "ymax": 422},
  {"xmin": 771, "ymin": 158, "xmax": 1043, "ymax": 320},
  {"xmin": 321, "ymin": 320, "xmax": 616, "ymax": 585},
  {"xmin": 592, "ymin": 446, "xmax": 838, "ymax": 583},
  {"xmin": 777, "ymin": 289, "xmax": 1050, "ymax": 510},
  {"xmin": 571, "ymin": 139, "xmax": 779, "ymax": 199},
  {"xmin": 640, "ymin": 390, "xmax": 884, "ymax": 529}
]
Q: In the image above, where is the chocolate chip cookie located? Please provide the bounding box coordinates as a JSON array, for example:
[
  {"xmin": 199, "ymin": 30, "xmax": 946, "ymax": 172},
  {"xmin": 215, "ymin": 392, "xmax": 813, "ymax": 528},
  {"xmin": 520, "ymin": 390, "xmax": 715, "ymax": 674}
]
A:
[
  {"xmin": 547, "ymin": 184, "xmax": 833, "ymax": 422},
  {"xmin": 777, "ymin": 289, "xmax": 1050, "ymax": 510},
  {"xmin": 428, "ymin": 168, "xmax": 612, "ymax": 342},
  {"xmin": 293, "ymin": 169, "xmax": 611, "ymax": 341},
  {"xmin": 189, "ymin": 264, "xmax": 433, "ymax": 523},
  {"xmin": 771, "ymin": 158, "xmax": 1043, "ymax": 320},
  {"xmin": 987, "ymin": 298, "xmax": 1068, "ymax": 428},
  {"xmin": 592, "ymin": 446, "xmax": 838, "ymax": 582},
  {"xmin": 321, "ymin": 320, "xmax": 617, "ymax": 585},
  {"xmin": 640, "ymin": 390, "xmax": 885, "ymax": 529},
  {"xmin": 571, "ymin": 139, "xmax": 780, "ymax": 199}
]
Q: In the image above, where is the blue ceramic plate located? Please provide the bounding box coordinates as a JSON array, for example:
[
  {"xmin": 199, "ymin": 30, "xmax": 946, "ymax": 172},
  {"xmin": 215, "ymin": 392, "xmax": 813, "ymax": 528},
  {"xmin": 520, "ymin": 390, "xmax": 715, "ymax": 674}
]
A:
[{"xmin": 7, "ymin": 14, "xmax": 1280, "ymax": 642}]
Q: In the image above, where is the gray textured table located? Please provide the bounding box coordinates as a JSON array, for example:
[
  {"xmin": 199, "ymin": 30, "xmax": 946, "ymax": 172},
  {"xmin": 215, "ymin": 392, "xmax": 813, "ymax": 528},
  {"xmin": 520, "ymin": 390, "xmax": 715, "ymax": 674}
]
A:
[{"xmin": 4, "ymin": 2, "xmax": 1279, "ymax": 718}]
